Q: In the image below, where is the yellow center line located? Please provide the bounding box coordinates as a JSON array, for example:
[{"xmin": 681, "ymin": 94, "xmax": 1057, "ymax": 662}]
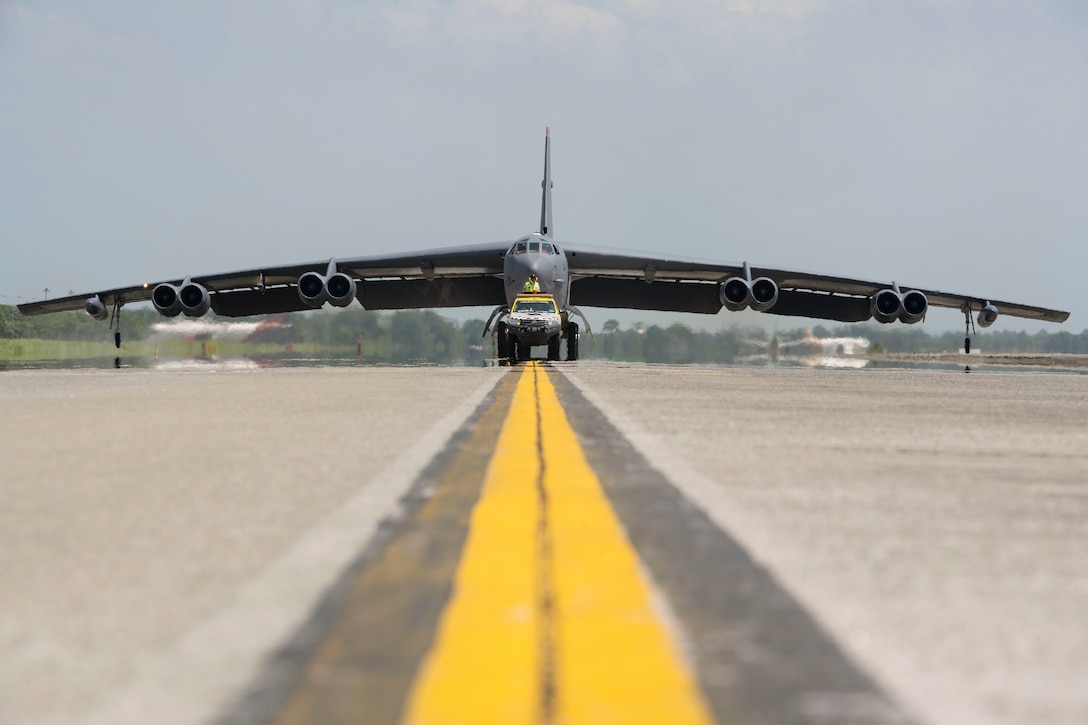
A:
[{"xmin": 403, "ymin": 362, "xmax": 713, "ymax": 724}]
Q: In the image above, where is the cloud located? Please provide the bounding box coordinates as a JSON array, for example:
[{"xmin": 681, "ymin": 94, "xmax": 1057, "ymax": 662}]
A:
[
  {"xmin": 367, "ymin": 0, "xmax": 823, "ymax": 47},
  {"xmin": 361, "ymin": 0, "xmax": 621, "ymax": 45},
  {"xmin": 721, "ymin": 0, "xmax": 823, "ymax": 21},
  {"xmin": 617, "ymin": 0, "xmax": 823, "ymax": 22},
  {"xmin": 543, "ymin": 0, "xmax": 622, "ymax": 32}
]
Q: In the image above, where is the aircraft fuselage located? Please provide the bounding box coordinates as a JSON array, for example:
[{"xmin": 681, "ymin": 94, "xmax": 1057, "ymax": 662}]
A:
[{"xmin": 502, "ymin": 233, "xmax": 571, "ymax": 311}]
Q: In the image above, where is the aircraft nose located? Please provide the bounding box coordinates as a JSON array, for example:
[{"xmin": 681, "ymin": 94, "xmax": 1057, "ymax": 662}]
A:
[
  {"xmin": 508, "ymin": 253, "xmax": 553, "ymax": 294},
  {"xmin": 511, "ymin": 254, "xmax": 546, "ymax": 279},
  {"xmin": 527, "ymin": 256, "xmax": 552, "ymax": 280}
]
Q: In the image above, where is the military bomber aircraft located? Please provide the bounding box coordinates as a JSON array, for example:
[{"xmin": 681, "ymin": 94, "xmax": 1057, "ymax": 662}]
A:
[{"xmin": 18, "ymin": 129, "xmax": 1070, "ymax": 362}]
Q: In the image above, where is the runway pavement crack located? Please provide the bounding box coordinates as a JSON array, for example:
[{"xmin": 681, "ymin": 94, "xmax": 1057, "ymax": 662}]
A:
[{"xmin": 533, "ymin": 364, "xmax": 558, "ymax": 725}]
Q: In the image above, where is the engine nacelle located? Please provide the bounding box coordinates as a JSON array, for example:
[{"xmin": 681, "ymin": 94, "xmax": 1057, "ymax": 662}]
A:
[
  {"xmin": 297, "ymin": 272, "xmax": 329, "ymax": 307},
  {"xmin": 298, "ymin": 270, "xmax": 358, "ymax": 308},
  {"xmin": 977, "ymin": 303, "xmax": 999, "ymax": 328},
  {"xmin": 85, "ymin": 297, "xmax": 109, "ymax": 321},
  {"xmin": 749, "ymin": 276, "xmax": 779, "ymax": 312},
  {"xmin": 870, "ymin": 289, "xmax": 902, "ymax": 324},
  {"xmin": 719, "ymin": 275, "xmax": 778, "ymax": 312},
  {"xmin": 899, "ymin": 290, "xmax": 928, "ymax": 325},
  {"xmin": 326, "ymin": 272, "xmax": 357, "ymax": 308},
  {"xmin": 152, "ymin": 283, "xmax": 184, "ymax": 317},
  {"xmin": 720, "ymin": 278, "xmax": 751, "ymax": 311},
  {"xmin": 179, "ymin": 281, "xmax": 211, "ymax": 317}
]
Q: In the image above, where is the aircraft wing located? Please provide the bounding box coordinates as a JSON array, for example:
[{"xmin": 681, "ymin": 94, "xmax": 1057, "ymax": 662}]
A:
[
  {"xmin": 562, "ymin": 242, "xmax": 1070, "ymax": 323},
  {"xmin": 17, "ymin": 241, "xmax": 511, "ymax": 318},
  {"xmin": 17, "ymin": 238, "xmax": 1069, "ymax": 325}
]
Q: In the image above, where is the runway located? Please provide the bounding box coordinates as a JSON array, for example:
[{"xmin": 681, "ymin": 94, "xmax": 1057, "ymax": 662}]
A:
[{"xmin": 1, "ymin": 362, "xmax": 1086, "ymax": 725}]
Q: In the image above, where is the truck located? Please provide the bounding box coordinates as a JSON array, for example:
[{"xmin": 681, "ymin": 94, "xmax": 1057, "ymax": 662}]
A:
[{"xmin": 496, "ymin": 293, "xmax": 577, "ymax": 364}]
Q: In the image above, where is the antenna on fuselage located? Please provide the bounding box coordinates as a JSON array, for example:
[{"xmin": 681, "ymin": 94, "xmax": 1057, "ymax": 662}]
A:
[{"xmin": 540, "ymin": 127, "xmax": 553, "ymax": 236}]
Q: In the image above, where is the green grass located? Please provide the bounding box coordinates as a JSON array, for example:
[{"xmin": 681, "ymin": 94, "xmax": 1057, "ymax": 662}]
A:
[
  {"xmin": 0, "ymin": 337, "xmax": 360, "ymax": 362},
  {"xmin": 0, "ymin": 339, "xmax": 125, "ymax": 361}
]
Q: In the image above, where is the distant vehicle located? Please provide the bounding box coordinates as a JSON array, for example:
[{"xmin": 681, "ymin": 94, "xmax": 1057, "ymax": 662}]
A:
[
  {"xmin": 17, "ymin": 129, "xmax": 1069, "ymax": 362},
  {"xmin": 500, "ymin": 294, "xmax": 566, "ymax": 363}
]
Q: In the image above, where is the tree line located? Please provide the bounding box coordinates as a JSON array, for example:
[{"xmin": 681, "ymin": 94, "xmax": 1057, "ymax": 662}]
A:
[
  {"xmin": 582, "ymin": 321, "xmax": 1088, "ymax": 363},
  {"xmin": 3, "ymin": 303, "xmax": 1087, "ymax": 364}
]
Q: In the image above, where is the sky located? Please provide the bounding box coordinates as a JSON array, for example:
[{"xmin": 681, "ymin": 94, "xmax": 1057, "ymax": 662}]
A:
[{"xmin": 2, "ymin": 0, "xmax": 1086, "ymax": 333}]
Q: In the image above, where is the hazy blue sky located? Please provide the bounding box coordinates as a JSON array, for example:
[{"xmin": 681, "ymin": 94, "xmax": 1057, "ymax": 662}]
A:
[{"xmin": 2, "ymin": 0, "xmax": 1085, "ymax": 332}]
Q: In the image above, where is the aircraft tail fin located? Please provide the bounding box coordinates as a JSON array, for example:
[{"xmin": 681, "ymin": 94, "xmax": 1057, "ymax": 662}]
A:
[{"xmin": 540, "ymin": 127, "xmax": 553, "ymax": 236}]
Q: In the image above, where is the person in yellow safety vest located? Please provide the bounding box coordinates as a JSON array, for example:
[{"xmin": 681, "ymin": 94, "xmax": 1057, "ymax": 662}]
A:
[{"xmin": 523, "ymin": 274, "xmax": 541, "ymax": 293}]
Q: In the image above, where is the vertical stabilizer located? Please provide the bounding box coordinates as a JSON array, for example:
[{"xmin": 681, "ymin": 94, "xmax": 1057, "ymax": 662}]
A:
[{"xmin": 540, "ymin": 127, "xmax": 553, "ymax": 236}]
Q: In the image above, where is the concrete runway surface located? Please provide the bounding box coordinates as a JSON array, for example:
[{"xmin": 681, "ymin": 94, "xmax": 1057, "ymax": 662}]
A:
[{"xmin": 1, "ymin": 362, "xmax": 1086, "ymax": 725}]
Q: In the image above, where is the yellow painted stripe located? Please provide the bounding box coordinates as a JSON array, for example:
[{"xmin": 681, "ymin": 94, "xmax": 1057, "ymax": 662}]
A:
[
  {"xmin": 403, "ymin": 363, "xmax": 713, "ymax": 725},
  {"xmin": 274, "ymin": 373, "xmax": 519, "ymax": 725},
  {"xmin": 402, "ymin": 363, "xmax": 541, "ymax": 724}
]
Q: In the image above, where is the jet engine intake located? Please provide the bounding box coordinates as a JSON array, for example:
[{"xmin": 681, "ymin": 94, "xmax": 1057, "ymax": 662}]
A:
[
  {"xmin": 899, "ymin": 290, "xmax": 928, "ymax": 325},
  {"xmin": 977, "ymin": 303, "xmax": 999, "ymax": 328},
  {"xmin": 154, "ymin": 280, "xmax": 211, "ymax": 317},
  {"xmin": 85, "ymin": 297, "xmax": 109, "ymax": 321},
  {"xmin": 297, "ymin": 272, "xmax": 329, "ymax": 307},
  {"xmin": 749, "ymin": 277, "xmax": 779, "ymax": 312},
  {"xmin": 720, "ymin": 278, "xmax": 750, "ymax": 311},
  {"xmin": 719, "ymin": 275, "xmax": 778, "ymax": 312},
  {"xmin": 870, "ymin": 289, "xmax": 902, "ymax": 324},
  {"xmin": 871, "ymin": 287, "xmax": 927, "ymax": 324},
  {"xmin": 326, "ymin": 272, "xmax": 357, "ymax": 307},
  {"xmin": 298, "ymin": 270, "xmax": 358, "ymax": 308},
  {"xmin": 153, "ymin": 283, "xmax": 184, "ymax": 317},
  {"xmin": 179, "ymin": 281, "xmax": 211, "ymax": 317}
]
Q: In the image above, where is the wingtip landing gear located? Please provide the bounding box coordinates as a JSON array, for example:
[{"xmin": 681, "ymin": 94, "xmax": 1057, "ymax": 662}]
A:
[
  {"xmin": 962, "ymin": 303, "xmax": 976, "ymax": 373},
  {"xmin": 109, "ymin": 300, "xmax": 123, "ymax": 369}
]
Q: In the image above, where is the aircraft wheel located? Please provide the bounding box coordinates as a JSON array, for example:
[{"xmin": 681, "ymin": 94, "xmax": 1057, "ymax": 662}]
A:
[
  {"xmin": 547, "ymin": 335, "xmax": 561, "ymax": 361},
  {"xmin": 496, "ymin": 322, "xmax": 509, "ymax": 364},
  {"xmin": 509, "ymin": 334, "xmax": 519, "ymax": 365},
  {"xmin": 566, "ymin": 322, "xmax": 580, "ymax": 361},
  {"xmin": 518, "ymin": 341, "xmax": 532, "ymax": 362}
]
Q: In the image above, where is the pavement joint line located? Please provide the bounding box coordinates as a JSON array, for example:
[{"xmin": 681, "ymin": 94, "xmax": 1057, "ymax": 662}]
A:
[{"xmin": 531, "ymin": 363, "xmax": 559, "ymax": 724}]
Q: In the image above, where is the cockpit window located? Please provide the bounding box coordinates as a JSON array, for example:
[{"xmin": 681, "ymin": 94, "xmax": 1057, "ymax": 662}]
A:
[
  {"xmin": 514, "ymin": 241, "xmax": 527, "ymax": 254},
  {"xmin": 529, "ymin": 242, "xmax": 540, "ymax": 253},
  {"xmin": 512, "ymin": 300, "xmax": 557, "ymax": 313},
  {"xmin": 542, "ymin": 243, "xmax": 554, "ymax": 255}
]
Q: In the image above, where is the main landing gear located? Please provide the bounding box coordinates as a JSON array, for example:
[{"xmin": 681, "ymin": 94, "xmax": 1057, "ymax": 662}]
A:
[
  {"xmin": 495, "ymin": 321, "xmax": 510, "ymax": 365},
  {"xmin": 492, "ymin": 322, "xmax": 530, "ymax": 366},
  {"xmin": 494, "ymin": 325, "xmax": 530, "ymax": 366},
  {"xmin": 492, "ymin": 324, "xmax": 575, "ymax": 366},
  {"xmin": 548, "ymin": 335, "xmax": 561, "ymax": 361},
  {"xmin": 566, "ymin": 321, "xmax": 579, "ymax": 362}
]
